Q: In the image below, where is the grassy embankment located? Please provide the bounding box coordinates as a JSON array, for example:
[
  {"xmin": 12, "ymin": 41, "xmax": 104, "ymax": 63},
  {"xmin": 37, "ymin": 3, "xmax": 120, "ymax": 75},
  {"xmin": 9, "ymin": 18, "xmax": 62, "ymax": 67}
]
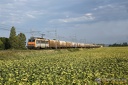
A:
[{"xmin": 0, "ymin": 47, "xmax": 128, "ymax": 85}]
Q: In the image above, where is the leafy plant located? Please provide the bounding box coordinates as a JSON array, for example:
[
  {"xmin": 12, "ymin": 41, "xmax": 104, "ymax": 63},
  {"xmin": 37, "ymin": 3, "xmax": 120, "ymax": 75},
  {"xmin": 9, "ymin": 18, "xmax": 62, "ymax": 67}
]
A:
[{"xmin": 0, "ymin": 47, "xmax": 128, "ymax": 85}]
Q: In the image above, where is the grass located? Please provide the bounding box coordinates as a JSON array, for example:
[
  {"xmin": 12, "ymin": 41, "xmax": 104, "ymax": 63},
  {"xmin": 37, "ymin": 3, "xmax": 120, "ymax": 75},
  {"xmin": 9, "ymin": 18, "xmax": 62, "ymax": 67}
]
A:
[{"xmin": 0, "ymin": 47, "xmax": 128, "ymax": 85}]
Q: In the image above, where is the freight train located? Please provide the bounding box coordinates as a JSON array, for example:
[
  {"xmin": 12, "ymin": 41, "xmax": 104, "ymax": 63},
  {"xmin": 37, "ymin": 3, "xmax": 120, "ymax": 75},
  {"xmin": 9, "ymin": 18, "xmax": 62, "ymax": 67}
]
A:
[{"xmin": 27, "ymin": 37, "xmax": 101, "ymax": 49}]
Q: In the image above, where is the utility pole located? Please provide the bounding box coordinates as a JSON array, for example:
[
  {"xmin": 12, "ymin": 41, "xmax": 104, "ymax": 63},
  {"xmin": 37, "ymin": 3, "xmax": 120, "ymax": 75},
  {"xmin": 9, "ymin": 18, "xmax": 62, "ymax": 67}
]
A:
[
  {"xmin": 30, "ymin": 29, "xmax": 40, "ymax": 37},
  {"xmin": 74, "ymin": 34, "xmax": 77, "ymax": 48},
  {"xmin": 47, "ymin": 29, "xmax": 58, "ymax": 49},
  {"xmin": 80, "ymin": 38, "xmax": 86, "ymax": 48},
  {"xmin": 55, "ymin": 30, "xmax": 57, "ymax": 49},
  {"xmin": 70, "ymin": 34, "xmax": 77, "ymax": 48},
  {"xmin": 84, "ymin": 38, "xmax": 86, "ymax": 44},
  {"xmin": 41, "ymin": 34, "xmax": 45, "ymax": 38}
]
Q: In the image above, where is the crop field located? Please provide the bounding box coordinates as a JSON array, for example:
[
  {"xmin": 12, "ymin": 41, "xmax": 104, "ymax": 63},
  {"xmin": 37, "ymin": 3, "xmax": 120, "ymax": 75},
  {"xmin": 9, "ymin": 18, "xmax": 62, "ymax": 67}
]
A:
[{"xmin": 0, "ymin": 47, "xmax": 128, "ymax": 85}]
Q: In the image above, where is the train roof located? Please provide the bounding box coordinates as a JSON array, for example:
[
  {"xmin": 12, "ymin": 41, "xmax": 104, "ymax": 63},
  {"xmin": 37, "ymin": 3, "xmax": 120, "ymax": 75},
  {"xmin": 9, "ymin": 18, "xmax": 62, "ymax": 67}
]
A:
[{"xmin": 30, "ymin": 37, "xmax": 45, "ymax": 39}]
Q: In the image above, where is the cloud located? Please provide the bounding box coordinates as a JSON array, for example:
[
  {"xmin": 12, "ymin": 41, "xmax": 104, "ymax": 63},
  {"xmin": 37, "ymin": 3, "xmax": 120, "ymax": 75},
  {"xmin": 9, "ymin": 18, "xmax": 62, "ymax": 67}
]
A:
[
  {"xmin": 85, "ymin": 13, "xmax": 95, "ymax": 20},
  {"xmin": 13, "ymin": 0, "xmax": 27, "ymax": 5},
  {"xmin": 93, "ymin": 4, "xmax": 114, "ymax": 10},
  {"xmin": 70, "ymin": 20, "xmax": 128, "ymax": 44},
  {"xmin": 50, "ymin": 13, "xmax": 95, "ymax": 23},
  {"xmin": 26, "ymin": 13, "xmax": 36, "ymax": 19},
  {"xmin": 0, "ymin": 0, "xmax": 128, "ymax": 44},
  {"xmin": 92, "ymin": 1, "xmax": 128, "ymax": 22}
]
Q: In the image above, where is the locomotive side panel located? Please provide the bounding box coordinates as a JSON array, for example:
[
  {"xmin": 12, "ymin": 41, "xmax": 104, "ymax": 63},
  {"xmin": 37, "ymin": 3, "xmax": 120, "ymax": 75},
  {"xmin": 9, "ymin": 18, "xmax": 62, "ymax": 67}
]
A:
[
  {"xmin": 40, "ymin": 40, "xmax": 49, "ymax": 48},
  {"xmin": 34, "ymin": 39, "xmax": 49, "ymax": 48}
]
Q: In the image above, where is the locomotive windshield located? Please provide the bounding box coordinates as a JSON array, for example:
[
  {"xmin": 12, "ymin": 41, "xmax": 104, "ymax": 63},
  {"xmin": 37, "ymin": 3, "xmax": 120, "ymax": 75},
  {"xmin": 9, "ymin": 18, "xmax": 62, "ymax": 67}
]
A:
[{"xmin": 28, "ymin": 39, "xmax": 35, "ymax": 42}]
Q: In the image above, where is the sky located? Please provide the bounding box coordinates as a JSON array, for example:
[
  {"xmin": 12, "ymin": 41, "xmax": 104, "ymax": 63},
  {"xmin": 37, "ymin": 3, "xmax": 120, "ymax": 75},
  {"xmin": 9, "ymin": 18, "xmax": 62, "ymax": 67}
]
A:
[{"xmin": 0, "ymin": 0, "xmax": 128, "ymax": 44}]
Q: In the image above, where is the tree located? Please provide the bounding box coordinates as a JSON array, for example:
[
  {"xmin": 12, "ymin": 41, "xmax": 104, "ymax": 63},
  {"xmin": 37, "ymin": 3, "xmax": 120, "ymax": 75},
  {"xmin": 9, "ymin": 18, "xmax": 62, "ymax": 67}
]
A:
[
  {"xmin": 0, "ymin": 38, "xmax": 5, "ymax": 49},
  {"xmin": 17, "ymin": 33, "xmax": 26, "ymax": 49},
  {"xmin": 0, "ymin": 40, "xmax": 4, "ymax": 50},
  {"xmin": 109, "ymin": 42, "xmax": 128, "ymax": 47},
  {"xmin": 4, "ymin": 38, "xmax": 10, "ymax": 49},
  {"xmin": 122, "ymin": 42, "xmax": 127, "ymax": 46},
  {"xmin": 0, "ymin": 37, "xmax": 10, "ymax": 49},
  {"xmin": 9, "ymin": 26, "xmax": 19, "ymax": 49}
]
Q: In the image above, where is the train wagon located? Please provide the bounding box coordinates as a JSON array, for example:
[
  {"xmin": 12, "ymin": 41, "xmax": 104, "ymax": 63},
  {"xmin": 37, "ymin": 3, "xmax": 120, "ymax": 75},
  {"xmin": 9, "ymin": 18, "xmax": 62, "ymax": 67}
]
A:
[
  {"xmin": 48, "ymin": 40, "xmax": 60, "ymax": 49},
  {"xmin": 72, "ymin": 42, "xmax": 77, "ymax": 48},
  {"xmin": 59, "ymin": 41, "xmax": 67, "ymax": 48},
  {"xmin": 66, "ymin": 42, "xmax": 72, "ymax": 48}
]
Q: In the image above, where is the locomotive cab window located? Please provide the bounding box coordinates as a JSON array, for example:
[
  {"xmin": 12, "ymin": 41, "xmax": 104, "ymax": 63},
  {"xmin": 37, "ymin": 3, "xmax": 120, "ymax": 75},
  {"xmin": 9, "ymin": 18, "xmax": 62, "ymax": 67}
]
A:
[
  {"xmin": 45, "ymin": 41, "xmax": 48, "ymax": 44},
  {"xmin": 41, "ymin": 41, "xmax": 48, "ymax": 44},
  {"xmin": 41, "ymin": 41, "xmax": 45, "ymax": 43},
  {"xmin": 28, "ymin": 39, "xmax": 35, "ymax": 42},
  {"xmin": 36, "ymin": 40, "xmax": 41, "ymax": 44}
]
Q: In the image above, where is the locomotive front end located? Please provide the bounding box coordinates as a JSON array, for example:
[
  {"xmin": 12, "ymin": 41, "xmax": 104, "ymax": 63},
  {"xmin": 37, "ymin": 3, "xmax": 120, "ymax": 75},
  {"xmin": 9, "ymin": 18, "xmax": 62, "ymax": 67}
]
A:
[{"xmin": 27, "ymin": 38, "xmax": 36, "ymax": 49}]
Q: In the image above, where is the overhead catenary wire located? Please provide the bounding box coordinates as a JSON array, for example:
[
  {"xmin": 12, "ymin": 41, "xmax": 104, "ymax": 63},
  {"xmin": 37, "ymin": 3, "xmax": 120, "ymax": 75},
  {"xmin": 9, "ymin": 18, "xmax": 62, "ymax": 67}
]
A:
[
  {"xmin": 0, "ymin": 24, "xmax": 11, "ymax": 31},
  {"xmin": 0, "ymin": 24, "xmax": 82, "ymax": 44},
  {"xmin": 0, "ymin": 24, "xmax": 31, "ymax": 35},
  {"xmin": 47, "ymin": 29, "xmax": 58, "ymax": 49}
]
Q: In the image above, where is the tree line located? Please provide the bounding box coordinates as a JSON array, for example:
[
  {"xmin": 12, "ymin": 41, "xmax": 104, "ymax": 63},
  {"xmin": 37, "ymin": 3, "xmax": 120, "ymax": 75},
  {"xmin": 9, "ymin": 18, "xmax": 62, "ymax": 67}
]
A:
[
  {"xmin": 109, "ymin": 42, "xmax": 128, "ymax": 47},
  {"xmin": 0, "ymin": 26, "xmax": 26, "ymax": 50}
]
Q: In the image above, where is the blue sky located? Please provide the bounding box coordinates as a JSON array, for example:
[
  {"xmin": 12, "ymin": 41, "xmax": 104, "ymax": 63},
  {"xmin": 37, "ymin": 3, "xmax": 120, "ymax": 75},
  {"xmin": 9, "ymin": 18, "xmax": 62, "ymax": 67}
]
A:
[{"xmin": 0, "ymin": 0, "xmax": 128, "ymax": 44}]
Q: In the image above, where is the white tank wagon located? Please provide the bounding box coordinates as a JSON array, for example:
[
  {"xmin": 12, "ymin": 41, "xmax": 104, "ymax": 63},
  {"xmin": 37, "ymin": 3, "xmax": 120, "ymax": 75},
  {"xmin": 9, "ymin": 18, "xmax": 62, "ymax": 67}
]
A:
[
  {"xmin": 59, "ymin": 41, "xmax": 67, "ymax": 48},
  {"xmin": 72, "ymin": 42, "xmax": 77, "ymax": 48},
  {"xmin": 66, "ymin": 42, "xmax": 72, "ymax": 48},
  {"xmin": 79, "ymin": 43, "xmax": 85, "ymax": 48}
]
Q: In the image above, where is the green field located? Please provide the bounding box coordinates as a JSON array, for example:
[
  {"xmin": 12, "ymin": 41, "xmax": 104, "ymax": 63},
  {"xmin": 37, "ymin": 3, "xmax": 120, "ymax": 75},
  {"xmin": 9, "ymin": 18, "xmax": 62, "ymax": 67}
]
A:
[{"xmin": 0, "ymin": 47, "xmax": 128, "ymax": 85}]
